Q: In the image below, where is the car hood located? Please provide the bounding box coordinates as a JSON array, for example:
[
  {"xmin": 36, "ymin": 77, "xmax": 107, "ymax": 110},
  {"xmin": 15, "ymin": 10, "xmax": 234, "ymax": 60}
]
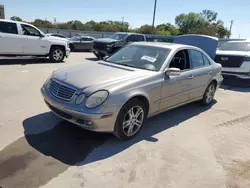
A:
[
  {"xmin": 94, "ymin": 38, "xmax": 118, "ymax": 44},
  {"xmin": 52, "ymin": 61, "xmax": 150, "ymax": 95},
  {"xmin": 216, "ymin": 50, "xmax": 250, "ymax": 56},
  {"xmin": 46, "ymin": 36, "xmax": 69, "ymax": 42}
]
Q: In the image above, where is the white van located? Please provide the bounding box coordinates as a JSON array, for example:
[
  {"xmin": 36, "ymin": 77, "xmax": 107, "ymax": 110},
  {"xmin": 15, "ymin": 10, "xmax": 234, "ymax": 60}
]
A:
[{"xmin": 0, "ymin": 19, "xmax": 70, "ymax": 62}]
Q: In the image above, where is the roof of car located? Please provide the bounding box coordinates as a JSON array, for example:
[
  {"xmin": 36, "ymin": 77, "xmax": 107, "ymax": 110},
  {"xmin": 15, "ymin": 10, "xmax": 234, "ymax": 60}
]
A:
[
  {"xmin": 133, "ymin": 42, "xmax": 193, "ymax": 50},
  {"xmin": 0, "ymin": 19, "xmax": 37, "ymax": 28}
]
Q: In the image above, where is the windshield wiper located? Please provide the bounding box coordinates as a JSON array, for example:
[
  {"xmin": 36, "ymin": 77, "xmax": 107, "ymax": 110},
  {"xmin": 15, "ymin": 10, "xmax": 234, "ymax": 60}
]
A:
[{"xmin": 116, "ymin": 63, "xmax": 137, "ymax": 68}]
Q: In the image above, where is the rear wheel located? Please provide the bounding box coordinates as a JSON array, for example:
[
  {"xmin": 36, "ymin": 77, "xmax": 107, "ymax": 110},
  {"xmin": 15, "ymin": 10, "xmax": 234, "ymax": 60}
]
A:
[
  {"xmin": 49, "ymin": 47, "xmax": 65, "ymax": 62},
  {"xmin": 114, "ymin": 99, "xmax": 146, "ymax": 140},
  {"xmin": 201, "ymin": 82, "xmax": 216, "ymax": 106}
]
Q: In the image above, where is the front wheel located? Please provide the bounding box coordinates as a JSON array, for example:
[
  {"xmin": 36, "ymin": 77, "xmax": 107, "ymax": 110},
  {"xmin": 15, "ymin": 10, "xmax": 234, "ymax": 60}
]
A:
[
  {"xmin": 200, "ymin": 82, "xmax": 216, "ymax": 106},
  {"xmin": 114, "ymin": 99, "xmax": 146, "ymax": 140},
  {"xmin": 49, "ymin": 47, "xmax": 65, "ymax": 62}
]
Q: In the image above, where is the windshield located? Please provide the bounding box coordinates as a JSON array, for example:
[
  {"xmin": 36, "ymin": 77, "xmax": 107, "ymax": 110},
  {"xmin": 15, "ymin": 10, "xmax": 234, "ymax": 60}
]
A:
[
  {"xmin": 219, "ymin": 42, "xmax": 250, "ymax": 51},
  {"xmin": 109, "ymin": 33, "xmax": 127, "ymax": 40},
  {"xmin": 106, "ymin": 44, "xmax": 171, "ymax": 71}
]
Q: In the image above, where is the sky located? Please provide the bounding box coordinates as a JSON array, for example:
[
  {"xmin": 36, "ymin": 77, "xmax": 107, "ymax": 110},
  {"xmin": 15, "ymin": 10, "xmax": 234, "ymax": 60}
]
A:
[{"xmin": 1, "ymin": 0, "xmax": 250, "ymax": 38}]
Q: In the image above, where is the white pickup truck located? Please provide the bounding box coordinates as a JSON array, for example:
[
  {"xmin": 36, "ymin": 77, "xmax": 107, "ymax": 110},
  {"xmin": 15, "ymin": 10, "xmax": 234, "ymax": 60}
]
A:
[{"xmin": 0, "ymin": 19, "xmax": 70, "ymax": 62}]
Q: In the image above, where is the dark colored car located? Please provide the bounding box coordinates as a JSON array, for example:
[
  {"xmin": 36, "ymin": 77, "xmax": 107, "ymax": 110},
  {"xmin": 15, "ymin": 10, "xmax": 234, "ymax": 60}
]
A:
[
  {"xmin": 69, "ymin": 36, "xmax": 95, "ymax": 52},
  {"xmin": 92, "ymin": 32, "xmax": 146, "ymax": 59}
]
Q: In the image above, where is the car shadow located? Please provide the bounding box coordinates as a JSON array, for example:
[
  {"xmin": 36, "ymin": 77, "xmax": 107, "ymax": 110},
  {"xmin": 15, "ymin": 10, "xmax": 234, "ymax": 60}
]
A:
[
  {"xmin": 23, "ymin": 101, "xmax": 216, "ymax": 166},
  {"xmin": 85, "ymin": 57, "xmax": 98, "ymax": 61},
  {"xmin": 0, "ymin": 58, "xmax": 64, "ymax": 65},
  {"xmin": 220, "ymin": 84, "xmax": 250, "ymax": 92}
]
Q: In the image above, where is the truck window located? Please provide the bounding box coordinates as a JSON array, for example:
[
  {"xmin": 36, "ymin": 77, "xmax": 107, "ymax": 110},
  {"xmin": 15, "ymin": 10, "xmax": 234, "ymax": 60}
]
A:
[
  {"xmin": 0, "ymin": 21, "xmax": 18, "ymax": 34},
  {"xmin": 126, "ymin": 35, "xmax": 144, "ymax": 42},
  {"xmin": 21, "ymin": 24, "xmax": 41, "ymax": 37}
]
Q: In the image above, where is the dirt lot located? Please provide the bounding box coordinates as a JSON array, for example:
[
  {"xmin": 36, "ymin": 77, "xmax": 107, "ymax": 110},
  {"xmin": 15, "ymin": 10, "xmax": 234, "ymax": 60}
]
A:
[{"xmin": 0, "ymin": 53, "xmax": 250, "ymax": 188}]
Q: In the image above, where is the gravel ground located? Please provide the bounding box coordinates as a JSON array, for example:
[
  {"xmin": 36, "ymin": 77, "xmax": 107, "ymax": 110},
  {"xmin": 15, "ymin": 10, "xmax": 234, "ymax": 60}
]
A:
[{"xmin": 0, "ymin": 53, "xmax": 250, "ymax": 188}]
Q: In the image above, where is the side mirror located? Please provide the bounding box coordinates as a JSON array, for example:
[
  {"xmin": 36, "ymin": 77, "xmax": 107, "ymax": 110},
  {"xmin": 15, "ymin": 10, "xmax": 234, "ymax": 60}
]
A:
[
  {"xmin": 165, "ymin": 68, "xmax": 181, "ymax": 76},
  {"xmin": 39, "ymin": 33, "xmax": 45, "ymax": 38}
]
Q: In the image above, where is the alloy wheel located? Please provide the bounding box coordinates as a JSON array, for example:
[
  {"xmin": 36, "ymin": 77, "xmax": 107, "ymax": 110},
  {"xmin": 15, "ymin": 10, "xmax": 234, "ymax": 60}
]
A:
[
  {"xmin": 53, "ymin": 49, "xmax": 63, "ymax": 61},
  {"xmin": 205, "ymin": 84, "xmax": 215, "ymax": 104},
  {"xmin": 122, "ymin": 106, "xmax": 144, "ymax": 137}
]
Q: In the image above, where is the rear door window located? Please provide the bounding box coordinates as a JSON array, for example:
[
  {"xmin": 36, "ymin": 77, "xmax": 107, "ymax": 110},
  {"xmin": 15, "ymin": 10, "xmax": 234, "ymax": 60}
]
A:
[
  {"xmin": 189, "ymin": 50, "xmax": 205, "ymax": 69},
  {"xmin": 0, "ymin": 21, "xmax": 18, "ymax": 34},
  {"xmin": 203, "ymin": 55, "xmax": 211, "ymax": 66}
]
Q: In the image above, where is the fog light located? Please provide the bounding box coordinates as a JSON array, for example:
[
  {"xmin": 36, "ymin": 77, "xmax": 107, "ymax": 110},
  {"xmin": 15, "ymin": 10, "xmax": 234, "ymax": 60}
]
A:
[
  {"xmin": 75, "ymin": 94, "xmax": 86, "ymax": 105},
  {"xmin": 86, "ymin": 121, "xmax": 93, "ymax": 126}
]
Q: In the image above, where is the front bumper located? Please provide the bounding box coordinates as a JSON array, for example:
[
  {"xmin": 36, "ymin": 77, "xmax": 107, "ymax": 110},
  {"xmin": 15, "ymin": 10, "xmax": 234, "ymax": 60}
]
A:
[
  {"xmin": 93, "ymin": 48, "xmax": 110, "ymax": 57},
  {"xmin": 66, "ymin": 47, "xmax": 70, "ymax": 57},
  {"xmin": 222, "ymin": 72, "xmax": 250, "ymax": 86},
  {"xmin": 41, "ymin": 86, "xmax": 118, "ymax": 132}
]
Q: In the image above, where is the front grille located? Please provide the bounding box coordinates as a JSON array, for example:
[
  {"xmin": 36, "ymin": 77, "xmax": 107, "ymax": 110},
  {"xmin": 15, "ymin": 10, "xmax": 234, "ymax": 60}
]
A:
[
  {"xmin": 49, "ymin": 79, "xmax": 76, "ymax": 101},
  {"xmin": 214, "ymin": 55, "xmax": 244, "ymax": 67},
  {"xmin": 93, "ymin": 42, "xmax": 107, "ymax": 50}
]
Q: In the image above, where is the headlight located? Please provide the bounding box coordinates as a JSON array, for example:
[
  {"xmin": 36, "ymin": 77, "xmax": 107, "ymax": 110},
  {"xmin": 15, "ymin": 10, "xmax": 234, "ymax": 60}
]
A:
[
  {"xmin": 85, "ymin": 90, "xmax": 109, "ymax": 108},
  {"xmin": 107, "ymin": 43, "xmax": 114, "ymax": 48},
  {"xmin": 75, "ymin": 93, "xmax": 86, "ymax": 105}
]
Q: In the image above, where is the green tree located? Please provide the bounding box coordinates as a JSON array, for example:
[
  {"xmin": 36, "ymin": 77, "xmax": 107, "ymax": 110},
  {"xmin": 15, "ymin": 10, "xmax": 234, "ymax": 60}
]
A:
[
  {"xmin": 137, "ymin": 24, "xmax": 152, "ymax": 34},
  {"xmin": 31, "ymin": 19, "xmax": 54, "ymax": 28},
  {"xmin": 175, "ymin": 10, "xmax": 230, "ymax": 38},
  {"xmin": 156, "ymin": 23, "xmax": 179, "ymax": 35}
]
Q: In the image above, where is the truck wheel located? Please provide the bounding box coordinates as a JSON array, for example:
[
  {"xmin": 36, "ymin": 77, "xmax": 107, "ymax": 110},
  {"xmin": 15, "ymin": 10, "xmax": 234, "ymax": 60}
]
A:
[{"xmin": 49, "ymin": 47, "xmax": 65, "ymax": 62}]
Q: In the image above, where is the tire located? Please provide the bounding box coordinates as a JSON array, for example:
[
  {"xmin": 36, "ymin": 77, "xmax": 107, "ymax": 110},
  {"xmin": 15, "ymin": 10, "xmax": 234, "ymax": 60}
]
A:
[
  {"xmin": 97, "ymin": 54, "xmax": 104, "ymax": 60},
  {"xmin": 49, "ymin": 46, "xmax": 65, "ymax": 62},
  {"xmin": 114, "ymin": 99, "xmax": 147, "ymax": 140},
  {"xmin": 200, "ymin": 81, "xmax": 217, "ymax": 106}
]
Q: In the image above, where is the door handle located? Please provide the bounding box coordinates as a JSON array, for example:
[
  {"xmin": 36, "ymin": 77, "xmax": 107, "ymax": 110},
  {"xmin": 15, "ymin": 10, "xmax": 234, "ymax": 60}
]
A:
[
  {"xmin": 208, "ymin": 71, "xmax": 212, "ymax": 75},
  {"xmin": 188, "ymin": 75, "xmax": 194, "ymax": 79}
]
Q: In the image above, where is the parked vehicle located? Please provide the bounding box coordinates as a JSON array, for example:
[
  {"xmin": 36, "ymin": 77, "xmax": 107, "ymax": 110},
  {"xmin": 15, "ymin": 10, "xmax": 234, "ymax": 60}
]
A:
[
  {"xmin": 215, "ymin": 41, "xmax": 250, "ymax": 85},
  {"xmin": 93, "ymin": 32, "xmax": 147, "ymax": 59},
  {"xmin": 0, "ymin": 19, "xmax": 70, "ymax": 62},
  {"xmin": 41, "ymin": 35, "xmax": 223, "ymax": 140},
  {"xmin": 69, "ymin": 36, "xmax": 95, "ymax": 52}
]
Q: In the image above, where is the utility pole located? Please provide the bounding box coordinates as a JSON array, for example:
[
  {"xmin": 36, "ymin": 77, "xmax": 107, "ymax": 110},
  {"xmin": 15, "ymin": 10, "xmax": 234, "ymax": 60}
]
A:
[
  {"xmin": 152, "ymin": 0, "xmax": 157, "ymax": 34},
  {"xmin": 54, "ymin": 17, "xmax": 57, "ymax": 25},
  {"xmin": 228, "ymin": 20, "xmax": 233, "ymax": 39},
  {"xmin": 122, "ymin": 17, "xmax": 124, "ymax": 25}
]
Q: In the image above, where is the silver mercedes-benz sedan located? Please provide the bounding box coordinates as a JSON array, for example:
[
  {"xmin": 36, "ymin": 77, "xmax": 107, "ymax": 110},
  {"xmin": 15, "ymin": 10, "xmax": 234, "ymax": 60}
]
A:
[{"xmin": 41, "ymin": 35, "xmax": 223, "ymax": 140}]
